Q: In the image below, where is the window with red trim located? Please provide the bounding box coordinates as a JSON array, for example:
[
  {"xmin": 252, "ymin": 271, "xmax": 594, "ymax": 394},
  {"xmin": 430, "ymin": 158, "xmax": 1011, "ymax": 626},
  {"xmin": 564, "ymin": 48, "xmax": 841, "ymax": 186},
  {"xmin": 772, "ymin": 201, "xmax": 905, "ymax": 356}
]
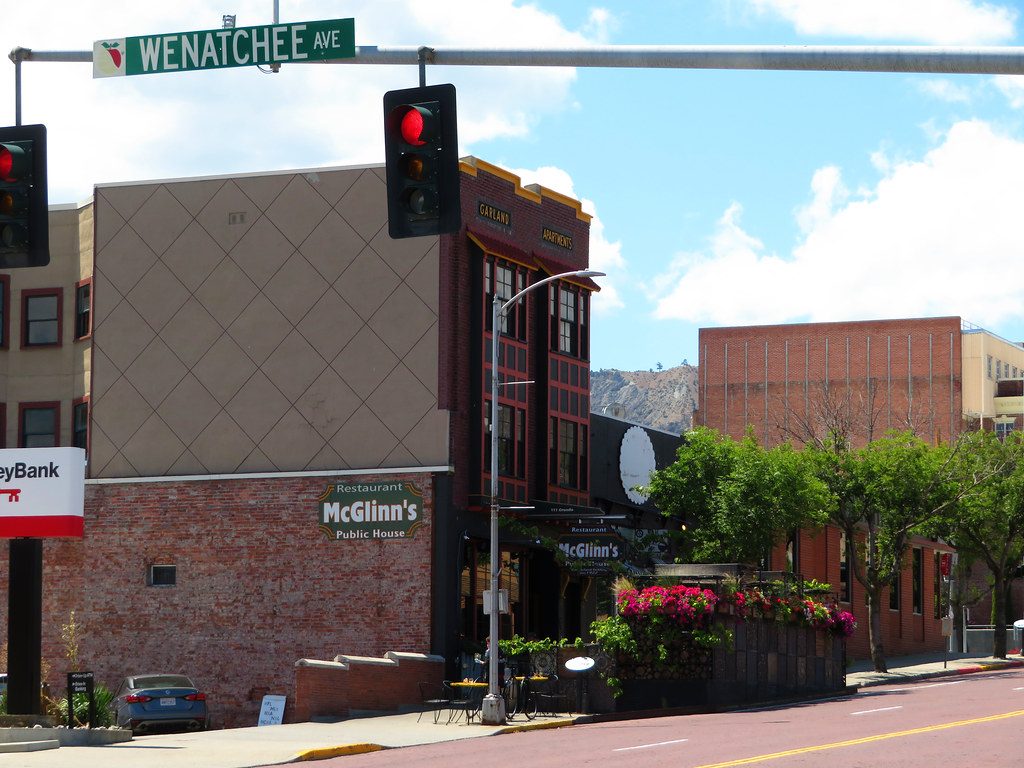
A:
[
  {"xmin": 74, "ymin": 279, "xmax": 92, "ymax": 340},
  {"xmin": 22, "ymin": 289, "xmax": 62, "ymax": 348},
  {"xmin": 19, "ymin": 402, "xmax": 59, "ymax": 447}
]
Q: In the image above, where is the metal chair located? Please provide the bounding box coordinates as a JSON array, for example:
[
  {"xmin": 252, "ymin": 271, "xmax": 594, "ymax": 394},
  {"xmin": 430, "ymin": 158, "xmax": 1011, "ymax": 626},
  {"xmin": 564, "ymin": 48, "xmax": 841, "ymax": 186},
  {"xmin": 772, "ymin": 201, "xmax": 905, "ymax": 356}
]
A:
[
  {"xmin": 443, "ymin": 680, "xmax": 476, "ymax": 723},
  {"xmin": 533, "ymin": 675, "xmax": 568, "ymax": 716},
  {"xmin": 417, "ymin": 681, "xmax": 449, "ymax": 723}
]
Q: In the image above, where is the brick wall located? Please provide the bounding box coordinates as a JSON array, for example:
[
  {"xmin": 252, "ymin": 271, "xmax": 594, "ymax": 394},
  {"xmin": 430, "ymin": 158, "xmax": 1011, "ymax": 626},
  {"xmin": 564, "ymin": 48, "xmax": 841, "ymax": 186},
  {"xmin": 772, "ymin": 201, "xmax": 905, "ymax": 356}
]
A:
[
  {"xmin": 770, "ymin": 528, "xmax": 951, "ymax": 660},
  {"xmin": 698, "ymin": 317, "xmax": 963, "ymax": 448},
  {"xmin": 293, "ymin": 652, "xmax": 444, "ymax": 721},
  {"xmin": 0, "ymin": 471, "xmax": 437, "ymax": 728},
  {"xmin": 443, "ymin": 159, "xmax": 593, "ymax": 510}
]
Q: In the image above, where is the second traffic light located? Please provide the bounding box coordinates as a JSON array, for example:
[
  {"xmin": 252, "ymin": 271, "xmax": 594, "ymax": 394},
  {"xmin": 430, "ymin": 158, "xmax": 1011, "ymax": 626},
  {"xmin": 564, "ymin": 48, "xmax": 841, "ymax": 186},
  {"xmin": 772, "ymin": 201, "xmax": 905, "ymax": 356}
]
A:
[
  {"xmin": 0, "ymin": 124, "xmax": 49, "ymax": 269},
  {"xmin": 383, "ymin": 84, "xmax": 460, "ymax": 239}
]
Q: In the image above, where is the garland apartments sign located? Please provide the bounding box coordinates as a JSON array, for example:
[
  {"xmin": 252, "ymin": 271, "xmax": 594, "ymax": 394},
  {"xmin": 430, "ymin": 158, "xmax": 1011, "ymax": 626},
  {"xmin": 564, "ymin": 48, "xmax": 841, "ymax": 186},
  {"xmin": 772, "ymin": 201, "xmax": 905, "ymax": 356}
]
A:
[{"xmin": 318, "ymin": 481, "xmax": 425, "ymax": 541}]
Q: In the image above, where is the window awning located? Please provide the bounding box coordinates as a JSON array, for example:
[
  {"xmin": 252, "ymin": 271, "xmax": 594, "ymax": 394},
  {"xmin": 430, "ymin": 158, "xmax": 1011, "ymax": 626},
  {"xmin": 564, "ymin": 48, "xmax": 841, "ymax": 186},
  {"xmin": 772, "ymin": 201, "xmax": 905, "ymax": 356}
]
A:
[
  {"xmin": 467, "ymin": 228, "xmax": 534, "ymax": 269},
  {"xmin": 532, "ymin": 253, "xmax": 601, "ymax": 292}
]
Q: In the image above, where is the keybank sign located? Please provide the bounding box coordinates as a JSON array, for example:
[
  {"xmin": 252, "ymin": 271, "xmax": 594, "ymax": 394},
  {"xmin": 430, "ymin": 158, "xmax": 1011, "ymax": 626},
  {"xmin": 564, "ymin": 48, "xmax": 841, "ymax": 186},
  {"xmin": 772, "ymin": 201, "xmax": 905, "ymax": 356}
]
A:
[
  {"xmin": 0, "ymin": 447, "xmax": 86, "ymax": 538},
  {"xmin": 318, "ymin": 481, "xmax": 425, "ymax": 541}
]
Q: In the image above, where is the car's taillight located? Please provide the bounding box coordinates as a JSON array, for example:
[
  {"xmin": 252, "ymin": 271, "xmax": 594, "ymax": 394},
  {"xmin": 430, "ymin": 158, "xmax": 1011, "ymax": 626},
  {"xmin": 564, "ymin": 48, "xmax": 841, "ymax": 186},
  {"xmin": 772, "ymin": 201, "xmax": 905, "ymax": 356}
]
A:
[
  {"xmin": 184, "ymin": 693, "xmax": 206, "ymax": 701},
  {"xmin": 125, "ymin": 694, "xmax": 152, "ymax": 703}
]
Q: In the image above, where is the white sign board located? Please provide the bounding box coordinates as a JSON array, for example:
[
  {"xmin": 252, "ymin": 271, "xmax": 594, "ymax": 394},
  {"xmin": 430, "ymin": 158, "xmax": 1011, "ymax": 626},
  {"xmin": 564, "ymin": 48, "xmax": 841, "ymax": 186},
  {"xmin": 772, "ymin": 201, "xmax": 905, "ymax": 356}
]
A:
[
  {"xmin": 0, "ymin": 447, "xmax": 85, "ymax": 538},
  {"xmin": 257, "ymin": 694, "xmax": 287, "ymax": 726}
]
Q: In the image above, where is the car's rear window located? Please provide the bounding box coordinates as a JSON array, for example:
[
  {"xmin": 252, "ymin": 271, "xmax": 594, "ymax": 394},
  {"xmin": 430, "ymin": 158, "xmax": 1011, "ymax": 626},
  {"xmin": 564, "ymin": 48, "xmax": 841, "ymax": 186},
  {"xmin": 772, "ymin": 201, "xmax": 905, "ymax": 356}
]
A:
[{"xmin": 133, "ymin": 675, "xmax": 193, "ymax": 689}]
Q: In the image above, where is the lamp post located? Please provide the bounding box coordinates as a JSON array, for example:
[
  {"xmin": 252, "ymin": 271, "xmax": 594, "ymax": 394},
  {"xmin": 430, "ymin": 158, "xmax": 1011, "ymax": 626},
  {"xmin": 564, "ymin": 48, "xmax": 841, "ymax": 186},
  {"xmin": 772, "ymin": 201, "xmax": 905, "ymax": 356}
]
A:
[{"xmin": 479, "ymin": 268, "xmax": 604, "ymax": 726}]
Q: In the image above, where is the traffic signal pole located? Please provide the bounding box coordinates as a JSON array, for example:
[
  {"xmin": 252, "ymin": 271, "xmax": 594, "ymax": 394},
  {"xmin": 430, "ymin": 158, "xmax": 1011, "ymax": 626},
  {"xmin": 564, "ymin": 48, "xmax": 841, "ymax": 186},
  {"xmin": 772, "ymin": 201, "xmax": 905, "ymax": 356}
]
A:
[{"xmin": 11, "ymin": 42, "xmax": 1024, "ymax": 123}]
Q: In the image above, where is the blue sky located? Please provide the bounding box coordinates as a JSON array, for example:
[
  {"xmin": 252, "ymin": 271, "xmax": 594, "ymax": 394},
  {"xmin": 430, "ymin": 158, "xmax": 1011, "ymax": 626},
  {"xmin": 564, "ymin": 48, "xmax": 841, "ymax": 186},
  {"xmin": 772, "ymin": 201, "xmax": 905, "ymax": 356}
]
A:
[{"xmin": 5, "ymin": 1, "xmax": 1024, "ymax": 372}]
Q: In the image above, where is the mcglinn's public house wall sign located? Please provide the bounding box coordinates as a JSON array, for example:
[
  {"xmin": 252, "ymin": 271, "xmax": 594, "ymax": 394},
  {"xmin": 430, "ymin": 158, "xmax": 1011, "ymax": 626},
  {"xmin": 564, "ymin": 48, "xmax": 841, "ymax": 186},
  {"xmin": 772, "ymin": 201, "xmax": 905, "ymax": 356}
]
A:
[
  {"xmin": 318, "ymin": 481, "xmax": 425, "ymax": 541},
  {"xmin": 557, "ymin": 524, "xmax": 626, "ymax": 575}
]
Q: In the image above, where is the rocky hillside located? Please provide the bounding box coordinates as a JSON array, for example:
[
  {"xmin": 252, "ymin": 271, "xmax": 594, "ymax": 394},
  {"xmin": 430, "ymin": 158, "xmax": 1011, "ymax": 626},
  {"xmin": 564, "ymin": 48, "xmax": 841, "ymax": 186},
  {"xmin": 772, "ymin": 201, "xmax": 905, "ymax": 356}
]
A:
[{"xmin": 591, "ymin": 365, "xmax": 697, "ymax": 435}]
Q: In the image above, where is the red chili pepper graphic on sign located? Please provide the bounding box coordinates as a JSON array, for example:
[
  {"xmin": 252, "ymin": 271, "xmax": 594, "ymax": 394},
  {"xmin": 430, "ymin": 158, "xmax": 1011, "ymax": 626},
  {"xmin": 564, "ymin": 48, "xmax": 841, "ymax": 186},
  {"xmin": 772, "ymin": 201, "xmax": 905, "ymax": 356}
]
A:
[{"xmin": 102, "ymin": 42, "xmax": 122, "ymax": 69}]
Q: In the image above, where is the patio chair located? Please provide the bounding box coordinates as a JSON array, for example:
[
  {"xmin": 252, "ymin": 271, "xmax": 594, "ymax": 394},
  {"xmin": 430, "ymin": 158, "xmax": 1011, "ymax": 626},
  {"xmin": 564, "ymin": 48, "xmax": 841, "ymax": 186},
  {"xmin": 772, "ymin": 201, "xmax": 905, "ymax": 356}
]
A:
[
  {"xmin": 417, "ymin": 681, "xmax": 449, "ymax": 723},
  {"xmin": 533, "ymin": 675, "xmax": 569, "ymax": 717},
  {"xmin": 444, "ymin": 680, "xmax": 478, "ymax": 724}
]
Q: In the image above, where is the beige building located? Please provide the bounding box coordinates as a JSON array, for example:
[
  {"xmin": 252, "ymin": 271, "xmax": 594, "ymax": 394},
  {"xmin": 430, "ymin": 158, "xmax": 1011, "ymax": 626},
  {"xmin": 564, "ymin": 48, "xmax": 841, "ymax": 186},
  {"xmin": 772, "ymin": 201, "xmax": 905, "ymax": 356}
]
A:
[{"xmin": 961, "ymin": 322, "xmax": 1024, "ymax": 436}]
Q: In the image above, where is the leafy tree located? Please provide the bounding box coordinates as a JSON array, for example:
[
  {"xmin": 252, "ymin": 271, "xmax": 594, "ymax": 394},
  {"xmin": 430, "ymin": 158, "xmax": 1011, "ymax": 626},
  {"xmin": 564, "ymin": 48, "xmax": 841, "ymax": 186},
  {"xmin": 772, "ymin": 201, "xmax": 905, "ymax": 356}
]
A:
[
  {"xmin": 811, "ymin": 432, "xmax": 974, "ymax": 672},
  {"xmin": 646, "ymin": 427, "xmax": 829, "ymax": 565},
  {"xmin": 926, "ymin": 429, "xmax": 1024, "ymax": 658}
]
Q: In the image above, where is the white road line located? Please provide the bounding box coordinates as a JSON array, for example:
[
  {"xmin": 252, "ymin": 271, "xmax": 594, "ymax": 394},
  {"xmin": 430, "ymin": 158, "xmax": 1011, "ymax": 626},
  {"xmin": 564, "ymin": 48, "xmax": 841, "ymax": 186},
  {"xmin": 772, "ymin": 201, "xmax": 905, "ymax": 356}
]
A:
[
  {"xmin": 886, "ymin": 681, "xmax": 965, "ymax": 692},
  {"xmin": 613, "ymin": 739, "xmax": 689, "ymax": 751},
  {"xmin": 851, "ymin": 705, "xmax": 903, "ymax": 716}
]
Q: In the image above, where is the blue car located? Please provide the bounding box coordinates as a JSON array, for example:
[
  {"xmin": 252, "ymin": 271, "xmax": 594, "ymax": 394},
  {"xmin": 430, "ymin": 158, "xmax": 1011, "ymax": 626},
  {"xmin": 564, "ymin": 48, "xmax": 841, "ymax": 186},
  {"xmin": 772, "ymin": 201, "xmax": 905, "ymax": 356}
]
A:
[{"xmin": 112, "ymin": 674, "xmax": 208, "ymax": 734}]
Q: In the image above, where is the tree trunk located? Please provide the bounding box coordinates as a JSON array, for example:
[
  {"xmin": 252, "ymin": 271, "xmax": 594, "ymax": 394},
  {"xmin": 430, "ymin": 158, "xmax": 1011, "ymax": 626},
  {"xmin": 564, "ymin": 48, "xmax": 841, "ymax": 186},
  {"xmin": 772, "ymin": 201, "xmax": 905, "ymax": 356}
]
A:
[
  {"xmin": 991, "ymin": 571, "xmax": 1008, "ymax": 659},
  {"xmin": 867, "ymin": 586, "xmax": 888, "ymax": 672}
]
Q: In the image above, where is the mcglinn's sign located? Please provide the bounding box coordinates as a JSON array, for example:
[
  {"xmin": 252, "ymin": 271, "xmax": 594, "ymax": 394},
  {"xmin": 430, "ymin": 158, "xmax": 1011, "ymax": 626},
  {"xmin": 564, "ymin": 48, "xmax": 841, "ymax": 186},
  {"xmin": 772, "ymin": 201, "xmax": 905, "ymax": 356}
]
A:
[
  {"xmin": 557, "ymin": 524, "xmax": 625, "ymax": 574},
  {"xmin": 318, "ymin": 481, "xmax": 425, "ymax": 541}
]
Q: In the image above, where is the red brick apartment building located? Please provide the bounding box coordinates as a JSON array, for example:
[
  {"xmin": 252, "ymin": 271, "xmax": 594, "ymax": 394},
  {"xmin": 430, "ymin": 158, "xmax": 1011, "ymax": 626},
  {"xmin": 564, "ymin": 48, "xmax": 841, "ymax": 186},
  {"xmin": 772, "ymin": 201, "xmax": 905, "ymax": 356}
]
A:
[
  {"xmin": 698, "ymin": 318, "xmax": 1024, "ymax": 659},
  {"xmin": 0, "ymin": 157, "xmax": 685, "ymax": 726}
]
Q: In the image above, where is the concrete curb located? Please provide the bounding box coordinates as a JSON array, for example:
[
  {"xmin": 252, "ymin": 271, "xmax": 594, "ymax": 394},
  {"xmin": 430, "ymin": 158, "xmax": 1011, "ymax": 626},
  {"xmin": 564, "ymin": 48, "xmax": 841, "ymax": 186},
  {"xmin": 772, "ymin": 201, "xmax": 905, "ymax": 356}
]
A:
[
  {"xmin": 292, "ymin": 743, "xmax": 385, "ymax": 761},
  {"xmin": 287, "ymin": 716, "xmax": 581, "ymax": 761}
]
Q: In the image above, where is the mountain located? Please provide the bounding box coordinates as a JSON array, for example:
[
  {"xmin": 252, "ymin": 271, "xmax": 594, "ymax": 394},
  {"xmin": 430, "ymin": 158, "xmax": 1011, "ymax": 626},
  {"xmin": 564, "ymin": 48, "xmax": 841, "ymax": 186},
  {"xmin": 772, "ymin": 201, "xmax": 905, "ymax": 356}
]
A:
[{"xmin": 590, "ymin": 365, "xmax": 698, "ymax": 435}]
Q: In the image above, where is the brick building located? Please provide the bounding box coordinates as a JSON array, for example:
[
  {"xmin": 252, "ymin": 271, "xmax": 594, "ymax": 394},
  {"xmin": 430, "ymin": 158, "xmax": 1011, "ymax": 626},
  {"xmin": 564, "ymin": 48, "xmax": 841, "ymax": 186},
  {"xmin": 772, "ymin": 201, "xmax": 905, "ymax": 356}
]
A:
[
  {"xmin": 697, "ymin": 318, "xmax": 1024, "ymax": 658},
  {"xmin": 0, "ymin": 156, "xmax": 642, "ymax": 726}
]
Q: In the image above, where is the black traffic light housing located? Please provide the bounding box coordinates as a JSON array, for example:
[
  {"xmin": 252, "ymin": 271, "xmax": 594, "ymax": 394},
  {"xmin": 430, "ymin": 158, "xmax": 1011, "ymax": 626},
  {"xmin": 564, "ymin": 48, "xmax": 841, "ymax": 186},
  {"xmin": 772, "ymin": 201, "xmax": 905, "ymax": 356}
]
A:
[
  {"xmin": 0, "ymin": 124, "xmax": 48, "ymax": 269},
  {"xmin": 383, "ymin": 84, "xmax": 460, "ymax": 239}
]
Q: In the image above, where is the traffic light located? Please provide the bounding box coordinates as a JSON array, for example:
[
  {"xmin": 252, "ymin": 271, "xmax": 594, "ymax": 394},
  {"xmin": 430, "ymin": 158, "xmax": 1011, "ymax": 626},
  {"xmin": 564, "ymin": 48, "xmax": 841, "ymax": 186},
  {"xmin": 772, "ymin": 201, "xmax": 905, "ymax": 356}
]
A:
[
  {"xmin": 0, "ymin": 124, "xmax": 48, "ymax": 269},
  {"xmin": 383, "ymin": 84, "xmax": 460, "ymax": 239}
]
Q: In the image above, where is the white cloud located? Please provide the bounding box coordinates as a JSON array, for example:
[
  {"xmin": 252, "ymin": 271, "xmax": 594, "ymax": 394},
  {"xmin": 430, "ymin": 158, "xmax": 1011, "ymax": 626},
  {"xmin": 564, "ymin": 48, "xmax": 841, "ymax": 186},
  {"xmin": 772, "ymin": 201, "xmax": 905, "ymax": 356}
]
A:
[
  {"xmin": 510, "ymin": 165, "xmax": 625, "ymax": 313},
  {"xmin": 795, "ymin": 166, "xmax": 848, "ymax": 234},
  {"xmin": 1, "ymin": 0, "xmax": 604, "ymax": 202},
  {"xmin": 993, "ymin": 75, "xmax": 1024, "ymax": 108},
  {"xmin": 744, "ymin": 0, "xmax": 1017, "ymax": 44},
  {"xmin": 917, "ymin": 78, "xmax": 974, "ymax": 103},
  {"xmin": 650, "ymin": 120, "xmax": 1024, "ymax": 330}
]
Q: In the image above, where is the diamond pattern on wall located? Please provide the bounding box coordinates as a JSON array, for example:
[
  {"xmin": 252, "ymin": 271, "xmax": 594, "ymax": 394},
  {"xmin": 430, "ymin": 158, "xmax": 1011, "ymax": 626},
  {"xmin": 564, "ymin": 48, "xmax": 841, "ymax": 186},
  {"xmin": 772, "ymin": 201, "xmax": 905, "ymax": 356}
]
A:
[{"xmin": 91, "ymin": 166, "xmax": 446, "ymax": 479}]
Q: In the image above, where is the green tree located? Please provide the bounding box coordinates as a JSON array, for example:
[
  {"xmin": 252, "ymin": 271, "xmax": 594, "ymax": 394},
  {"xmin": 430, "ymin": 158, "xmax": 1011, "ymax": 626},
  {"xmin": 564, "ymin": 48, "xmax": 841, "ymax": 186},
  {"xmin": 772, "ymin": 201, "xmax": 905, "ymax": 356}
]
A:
[
  {"xmin": 927, "ymin": 429, "xmax": 1024, "ymax": 659},
  {"xmin": 812, "ymin": 432, "xmax": 970, "ymax": 672},
  {"xmin": 646, "ymin": 427, "xmax": 829, "ymax": 565}
]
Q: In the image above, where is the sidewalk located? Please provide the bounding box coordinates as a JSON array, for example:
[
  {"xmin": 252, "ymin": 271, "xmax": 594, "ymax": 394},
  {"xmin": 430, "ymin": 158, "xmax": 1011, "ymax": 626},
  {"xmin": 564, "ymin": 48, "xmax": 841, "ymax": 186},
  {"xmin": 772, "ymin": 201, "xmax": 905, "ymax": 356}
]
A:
[
  {"xmin": 846, "ymin": 649, "xmax": 1024, "ymax": 688},
  {"xmin": 9, "ymin": 651, "xmax": 1024, "ymax": 768}
]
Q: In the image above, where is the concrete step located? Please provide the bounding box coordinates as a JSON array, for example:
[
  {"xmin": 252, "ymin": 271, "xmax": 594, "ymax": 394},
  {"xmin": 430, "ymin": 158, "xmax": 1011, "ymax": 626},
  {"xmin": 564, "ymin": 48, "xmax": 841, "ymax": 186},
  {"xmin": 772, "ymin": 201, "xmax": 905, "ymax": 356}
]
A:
[{"xmin": 0, "ymin": 739, "xmax": 60, "ymax": 753}]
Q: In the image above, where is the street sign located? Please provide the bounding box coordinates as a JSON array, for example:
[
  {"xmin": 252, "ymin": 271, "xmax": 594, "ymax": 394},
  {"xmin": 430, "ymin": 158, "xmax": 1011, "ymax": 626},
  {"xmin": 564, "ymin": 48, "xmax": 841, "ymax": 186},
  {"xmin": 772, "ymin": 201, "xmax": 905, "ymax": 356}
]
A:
[{"xmin": 93, "ymin": 18, "xmax": 355, "ymax": 78}]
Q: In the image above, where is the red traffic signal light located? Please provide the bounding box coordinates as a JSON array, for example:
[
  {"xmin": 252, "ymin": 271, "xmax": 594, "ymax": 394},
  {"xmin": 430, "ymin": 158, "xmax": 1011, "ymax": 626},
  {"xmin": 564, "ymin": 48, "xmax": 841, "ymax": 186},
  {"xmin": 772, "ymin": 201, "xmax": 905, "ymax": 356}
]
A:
[
  {"xmin": 383, "ymin": 84, "xmax": 460, "ymax": 239},
  {"xmin": 0, "ymin": 124, "xmax": 49, "ymax": 268}
]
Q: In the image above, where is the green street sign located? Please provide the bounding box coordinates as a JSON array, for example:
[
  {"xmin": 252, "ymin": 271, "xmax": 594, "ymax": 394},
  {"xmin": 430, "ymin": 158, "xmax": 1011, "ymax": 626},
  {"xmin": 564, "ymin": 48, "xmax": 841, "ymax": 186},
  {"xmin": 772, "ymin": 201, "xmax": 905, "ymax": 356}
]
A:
[{"xmin": 93, "ymin": 18, "xmax": 355, "ymax": 78}]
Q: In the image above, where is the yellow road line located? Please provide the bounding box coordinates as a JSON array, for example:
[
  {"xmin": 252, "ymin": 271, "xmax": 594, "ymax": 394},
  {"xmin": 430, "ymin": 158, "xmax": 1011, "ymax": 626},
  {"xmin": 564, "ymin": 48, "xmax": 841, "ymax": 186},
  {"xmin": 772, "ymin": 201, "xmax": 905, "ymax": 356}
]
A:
[{"xmin": 693, "ymin": 709, "xmax": 1024, "ymax": 768}]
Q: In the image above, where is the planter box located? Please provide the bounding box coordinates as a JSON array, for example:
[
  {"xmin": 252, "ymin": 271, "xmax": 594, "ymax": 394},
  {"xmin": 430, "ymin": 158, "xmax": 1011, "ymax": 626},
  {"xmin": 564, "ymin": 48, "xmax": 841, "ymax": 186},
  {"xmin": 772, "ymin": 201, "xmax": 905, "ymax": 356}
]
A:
[{"xmin": 610, "ymin": 615, "xmax": 847, "ymax": 713}]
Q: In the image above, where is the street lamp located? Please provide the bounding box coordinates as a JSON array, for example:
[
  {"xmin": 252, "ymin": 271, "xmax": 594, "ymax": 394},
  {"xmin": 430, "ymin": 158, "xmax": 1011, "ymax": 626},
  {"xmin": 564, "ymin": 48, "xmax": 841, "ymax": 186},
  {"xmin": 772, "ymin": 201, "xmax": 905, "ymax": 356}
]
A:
[{"xmin": 480, "ymin": 268, "xmax": 604, "ymax": 725}]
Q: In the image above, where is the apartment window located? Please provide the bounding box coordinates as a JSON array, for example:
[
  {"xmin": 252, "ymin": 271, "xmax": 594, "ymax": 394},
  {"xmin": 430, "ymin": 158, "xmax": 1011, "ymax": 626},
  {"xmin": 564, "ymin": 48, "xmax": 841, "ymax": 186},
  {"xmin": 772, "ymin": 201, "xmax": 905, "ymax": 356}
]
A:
[
  {"xmin": 988, "ymin": 355, "xmax": 993, "ymax": 379},
  {"xmin": 487, "ymin": 403, "xmax": 526, "ymax": 479},
  {"xmin": 558, "ymin": 420, "xmax": 578, "ymax": 487},
  {"xmin": 912, "ymin": 548, "xmax": 923, "ymax": 614},
  {"xmin": 934, "ymin": 552, "xmax": 945, "ymax": 619},
  {"xmin": 74, "ymin": 279, "xmax": 91, "ymax": 340},
  {"xmin": 839, "ymin": 531, "xmax": 851, "ymax": 602},
  {"xmin": 889, "ymin": 572, "xmax": 901, "ymax": 611},
  {"xmin": 72, "ymin": 399, "xmax": 88, "ymax": 452},
  {"xmin": 996, "ymin": 420, "xmax": 1015, "ymax": 441},
  {"xmin": 22, "ymin": 290, "xmax": 61, "ymax": 347},
  {"xmin": 786, "ymin": 531, "xmax": 800, "ymax": 573},
  {"xmin": 559, "ymin": 288, "xmax": 577, "ymax": 355},
  {"xmin": 497, "ymin": 404, "xmax": 513, "ymax": 475},
  {"xmin": 19, "ymin": 403, "xmax": 58, "ymax": 448},
  {"xmin": 485, "ymin": 258, "xmax": 527, "ymax": 341},
  {"xmin": 147, "ymin": 564, "xmax": 177, "ymax": 587}
]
